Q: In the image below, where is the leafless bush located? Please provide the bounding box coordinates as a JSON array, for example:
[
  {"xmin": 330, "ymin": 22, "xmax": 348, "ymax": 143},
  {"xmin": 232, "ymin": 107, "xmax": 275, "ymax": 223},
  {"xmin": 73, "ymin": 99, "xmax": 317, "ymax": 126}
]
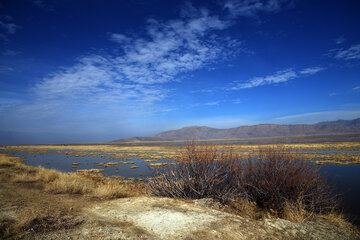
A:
[
  {"xmin": 148, "ymin": 143, "xmax": 339, "ymax": 216},
  {"xmin": 148, "ymin": 142, "xmax": 242, "ymax": 201},
  {"xmin": 241, "ymin": 146, "xmax": 340, "ymax": 214}
]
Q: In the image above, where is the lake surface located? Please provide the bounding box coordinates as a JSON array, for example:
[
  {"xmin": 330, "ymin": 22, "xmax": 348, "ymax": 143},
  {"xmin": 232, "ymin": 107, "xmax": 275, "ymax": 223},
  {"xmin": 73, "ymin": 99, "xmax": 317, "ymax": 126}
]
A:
[
  {"xmin": 2, "ymin": 150, "xmax": 174, "ymax": 179},
  {"xmin": 320, "ymin": 164, "xmax": 360, "ymax": 226},
  {"xmin": 2, "ymin": 149, "xmax": 360, "ymax": 226}
]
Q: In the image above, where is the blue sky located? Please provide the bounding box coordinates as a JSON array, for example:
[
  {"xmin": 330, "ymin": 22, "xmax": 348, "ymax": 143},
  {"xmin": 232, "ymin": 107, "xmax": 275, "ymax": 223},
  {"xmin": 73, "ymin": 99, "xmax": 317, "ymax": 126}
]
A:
[{"xmin": 0, "ymin": 0, "xmax": 360, "ymax": 144}]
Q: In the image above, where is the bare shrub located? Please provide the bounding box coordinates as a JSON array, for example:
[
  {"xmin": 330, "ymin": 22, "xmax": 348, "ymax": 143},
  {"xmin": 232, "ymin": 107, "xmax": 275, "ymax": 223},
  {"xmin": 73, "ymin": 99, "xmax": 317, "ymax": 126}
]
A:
[
  {"xmin": 241, "ymin": 145, "xmax": 340, "ymax": 214},
  {"xmin": 148, "ymin": 143, "xmax": 339, "ymax": 219},
  {"xmin": 148, "ymin": 142, "xmax": 242, "ymax": 201}
]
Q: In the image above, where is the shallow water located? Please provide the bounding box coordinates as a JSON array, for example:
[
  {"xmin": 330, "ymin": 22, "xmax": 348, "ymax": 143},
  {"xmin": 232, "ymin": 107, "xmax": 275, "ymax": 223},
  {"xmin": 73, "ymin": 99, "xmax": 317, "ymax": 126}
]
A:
[
  {"xmin": 320, "ymin": 164, "xmax": 360, "ymax": 226},
  {"xmin": 3, "ymin": 150, "xmax": 173, "ymax": 179}
]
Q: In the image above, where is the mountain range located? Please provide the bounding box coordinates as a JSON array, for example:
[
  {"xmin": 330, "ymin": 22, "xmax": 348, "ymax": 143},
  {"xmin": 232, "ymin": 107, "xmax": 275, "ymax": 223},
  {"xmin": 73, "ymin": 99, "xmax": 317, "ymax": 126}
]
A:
[{"xmin": 112, "ymin": 118, "xmax": 360, "ymax": 142}]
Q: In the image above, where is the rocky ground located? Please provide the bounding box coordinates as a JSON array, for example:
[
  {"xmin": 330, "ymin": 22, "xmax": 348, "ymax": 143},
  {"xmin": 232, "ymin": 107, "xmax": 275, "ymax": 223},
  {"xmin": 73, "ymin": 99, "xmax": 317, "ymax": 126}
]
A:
[{"xmin": 25, "ymin": 196, "xmax": 360, "ymax": 240}]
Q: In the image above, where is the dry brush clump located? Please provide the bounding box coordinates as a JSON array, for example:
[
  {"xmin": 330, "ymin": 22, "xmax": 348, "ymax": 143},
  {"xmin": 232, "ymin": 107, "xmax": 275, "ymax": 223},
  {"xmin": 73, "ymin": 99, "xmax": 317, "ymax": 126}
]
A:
[
  {"xmin": 240, "ymin": 146, "xmax": 340, "ymax": 215},
  {"xmin": 148, "ymin": 142, "xmax": 243, "ymax": 201},
  {"xmin": 148, "ymin": 143, "xmax": 340, "ymax": 220}
]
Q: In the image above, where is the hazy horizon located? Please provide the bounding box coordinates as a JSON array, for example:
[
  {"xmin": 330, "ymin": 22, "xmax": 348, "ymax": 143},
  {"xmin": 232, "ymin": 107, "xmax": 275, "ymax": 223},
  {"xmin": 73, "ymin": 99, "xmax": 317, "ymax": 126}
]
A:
[{"xmin": 1, "ymin": 0, "xmax": 360, "ymax": 144}]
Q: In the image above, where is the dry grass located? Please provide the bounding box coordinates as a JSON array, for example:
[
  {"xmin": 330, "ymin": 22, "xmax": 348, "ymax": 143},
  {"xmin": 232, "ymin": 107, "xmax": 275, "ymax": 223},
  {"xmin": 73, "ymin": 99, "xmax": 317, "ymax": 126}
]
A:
[
  {"xmin": 225, "ymin": 197, "xmax": 262, "ymax": 219},
  {"xmin": 1, "ymin": 153, "xmax": 144, "ymax": 199},
  {"xmin": 0, "ymin": 154, "xmax": 23, "ymax": 167},
  {"xmin": 0, "ymin": 153, "xmax": 145, "ymax": 238},
  {"xmin": 45, "ymin": 174, "xmax": 94, "ymax": 194},
  {"xmin": 282, "ymin": 199, "xmax": 314, "ymax": 222},
  {"xmin": 148, "ymin": 163, "xmax": 174, "ymax": 167},
  {"xmin": 93, "ymin": 178, "xmax": 143, "ymax": 199}
]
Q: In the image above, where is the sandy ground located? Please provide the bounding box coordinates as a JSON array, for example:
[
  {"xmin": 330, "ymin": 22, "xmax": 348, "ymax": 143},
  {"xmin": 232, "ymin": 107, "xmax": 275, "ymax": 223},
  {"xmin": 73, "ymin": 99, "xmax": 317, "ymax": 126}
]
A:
[{"xmin": 27, "ymin": 196, "xmax": 360, "ymax": 240}]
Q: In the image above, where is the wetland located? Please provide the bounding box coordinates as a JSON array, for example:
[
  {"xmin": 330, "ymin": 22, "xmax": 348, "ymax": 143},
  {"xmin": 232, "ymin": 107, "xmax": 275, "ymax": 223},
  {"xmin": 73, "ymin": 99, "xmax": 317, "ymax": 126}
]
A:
[{"xmin": 1, "ymin": 141, "xmax": 360, "ymax": 226}]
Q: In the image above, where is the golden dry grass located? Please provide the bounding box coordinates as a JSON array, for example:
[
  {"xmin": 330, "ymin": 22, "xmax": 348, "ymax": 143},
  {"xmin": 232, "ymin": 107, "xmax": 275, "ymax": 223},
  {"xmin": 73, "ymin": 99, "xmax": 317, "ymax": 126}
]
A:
[
  {"xmin": 1, "ymin": 153, "xmax": 144, "ymax": 199},
  {"xmin": 319, "ymin": 212, "xmax": 356, "ymax": 230},
  {"xmin": 44, "ymin": 174, "xmax": 94, "ymax": 194},
  {"xmin": 0, "ymin": 153, "xmax": 145, "ymax": 238},
  {"xmin": 282, "ymin": 200, "xmax": 314, "ymax": 223},
  {"xmin": 224, "ymin": 198, "xmax": 262, "ymax": 219},
  {"xmin": 148, "ymin": 163, "xmax": 174, "ymax": 167}
]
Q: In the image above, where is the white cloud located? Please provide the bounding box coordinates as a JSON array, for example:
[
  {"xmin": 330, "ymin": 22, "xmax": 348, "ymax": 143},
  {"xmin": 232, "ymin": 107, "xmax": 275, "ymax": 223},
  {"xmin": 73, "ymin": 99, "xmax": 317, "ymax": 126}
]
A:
[
  {"xmin": 329, "ymin": 92, "xmax": 337, "ymax": 96},
  {"xmin": 334, "ymin": 44, "xmax": 360, "ymax": 60},
  {"xmin": 29, "ymin": 5, "xmax": 241, "ymax": 119},
  {"xmin": 299, "ymin": 67, "xmax": 325, "ymax": 75},
  {"xmin": 354, "ymin": 86, "xmax": 360, "ymax": 90},
  {"xmin": 233, "ymin": 68, "xmax": 297, "ymax": 89},
  {"xmin": 232, "ymin": 66, "xmax": 324, "ymax": 90},
  {"xmin": 224, "ymin": 0, "xmax": 292, "ymax": 17},
  {"xmin": 272, "ymin": 110, "xmax": 360, "ymax": 124},
  {"xmin": 204, "ymin": 101, "xmax": 220, "ymax": 106},
  {"xmin": 108, "ymin": 33, "xmax": 130, "ymax": 44}
]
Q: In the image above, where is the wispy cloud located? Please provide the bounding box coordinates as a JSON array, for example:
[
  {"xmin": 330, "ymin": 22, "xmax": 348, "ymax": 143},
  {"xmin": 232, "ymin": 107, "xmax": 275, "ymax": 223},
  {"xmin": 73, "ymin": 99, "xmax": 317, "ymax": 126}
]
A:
[
  {"xmin": 0, "ymin": 65, "xmax": 14, "ymax": 74},
  {"xmin": 204, "ymin": 101, "xmax": 220, "ymax": 106},
  {"xmin": 0, "ymin": 18, "xmax": 20, "ymax": 34},
  {"xmin": 299, "ymin": 67, "xmax": 325, "ymax": 75},
  {"xmin": 329, "ymin": 92, "xmax": 337, "ymax": 96},
  {"xmin": 2, "ymin": 49, "xmax": 21, "ymax": 56},
  {"xmin": 34, "ymin": 7, "xmax": 240, "ymax": 108},
  {"xmin": 224, "ymin": 0, "xmax": 293, "ymax": 18},
  {"xmin": 233, "ymin": 98, "xmax": 242, "ymax": 104},
  {"xmin": 354, "ymin": 86, "xmax": 360, "ymax": 90},
  {"xmin": 20, "ymin": 3, "xmax": 248, "ymax": 128},
  {"xmin": 190, "ymin": 89, "xmax": 214, "ymax": 93},
  {"xmin": 108, "ymin": 33, "xmax": 130, "ymax": 44},
  {"xmin": 0, "ymin": 97, "xmax": 23, "ymax": 112},
  {"xmin": 333, "ymin": 44, "xmax": 360, "ymax": 60},
  {"xmin": 335, "ymin": 37, "xmax": 346, "ymax": 45},
  {"xmin": 232, "ymin": 66, "xmax": 324, "ymax": 89},
  {"xmin": 272, "ymin": 110, "xmax": 360, "ymax": 124}
]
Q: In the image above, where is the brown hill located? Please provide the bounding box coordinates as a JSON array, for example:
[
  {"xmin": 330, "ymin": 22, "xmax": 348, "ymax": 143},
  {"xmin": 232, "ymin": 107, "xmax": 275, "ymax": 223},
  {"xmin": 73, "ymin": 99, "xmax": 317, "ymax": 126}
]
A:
[{"xmin": 112, "ymin": 118, "xmax": 360, "ymax": 142}]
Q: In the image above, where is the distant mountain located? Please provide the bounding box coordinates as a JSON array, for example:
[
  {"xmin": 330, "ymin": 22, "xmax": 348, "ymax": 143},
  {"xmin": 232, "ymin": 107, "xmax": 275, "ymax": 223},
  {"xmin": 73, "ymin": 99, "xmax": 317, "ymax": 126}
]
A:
[
  {"xmin": 111, "ymin": 136, "xmax": 171, "ymax": 143},
  {"xmin": 111, "ymin": 118, "xmax": 360, "ymax": 142},
  {"xmin": 316, "ymin": 118, "xmax": 360, "ymax": 127}
]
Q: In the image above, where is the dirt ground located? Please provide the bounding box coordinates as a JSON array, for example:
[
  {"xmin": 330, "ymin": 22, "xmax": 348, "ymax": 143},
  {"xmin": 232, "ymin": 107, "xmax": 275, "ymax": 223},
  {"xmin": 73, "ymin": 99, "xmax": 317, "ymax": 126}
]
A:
[{"xmin": 2, "ymin": 196, "xmax": 355, "ymax": 240}]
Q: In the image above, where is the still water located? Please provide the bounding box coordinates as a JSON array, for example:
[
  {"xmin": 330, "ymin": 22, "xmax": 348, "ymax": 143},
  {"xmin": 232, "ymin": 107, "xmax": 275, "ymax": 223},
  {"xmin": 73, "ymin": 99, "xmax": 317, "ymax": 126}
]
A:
[
  {"xmin": 320, "ymin": 164, "xmax": 360, "ymax": 226},
  {"xmin": 4, "ymin": 150, "xmax": 173, "ymax": 179}
]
